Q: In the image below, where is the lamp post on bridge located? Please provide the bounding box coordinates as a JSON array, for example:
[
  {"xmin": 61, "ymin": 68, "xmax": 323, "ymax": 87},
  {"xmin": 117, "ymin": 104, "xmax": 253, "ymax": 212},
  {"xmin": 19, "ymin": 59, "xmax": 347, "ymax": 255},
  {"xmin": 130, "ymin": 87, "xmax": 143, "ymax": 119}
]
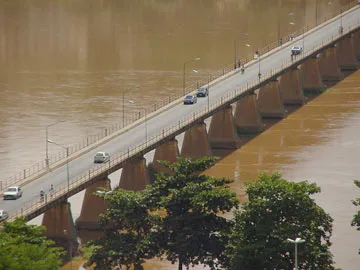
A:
[
  {"xmin": 47, "ymin": 139, "xmax": 70, "ymax": 192},
  {"xmin": 121, "ymin": 85, "xmax": 139, "ymax": 127},
  {"xmin": 45, "ymin": 120, "xmax": 65, "ymax": 168},
  {"xmin": 234, "ymin": 33, "xmax": 249, "ymax": 68},
  {"xmin": 192, "ymin": 69, "xmax": 211, "ymax": 110},
  {"xmin": 183, "ymin": 57, "xmax": 200, "ymax": 96}
]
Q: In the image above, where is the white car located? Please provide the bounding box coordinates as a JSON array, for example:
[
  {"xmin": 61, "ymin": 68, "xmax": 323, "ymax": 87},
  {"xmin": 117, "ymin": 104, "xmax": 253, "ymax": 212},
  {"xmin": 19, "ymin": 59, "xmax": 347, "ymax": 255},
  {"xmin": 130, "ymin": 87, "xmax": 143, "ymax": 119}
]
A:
[
  {"xmin": 291, "ymin": 46, "xmax": 302, "ymax": 55},
  {"xmin": 0, "ymin": 210, "xmax": 9, "ymax": 222},
  {"xmin": 94, "ymin": 152, "xmax": 110, "ymax": 163},
  {"xmin": 3, "ymin": 186, "xmax": 23, "ymax": 200}
]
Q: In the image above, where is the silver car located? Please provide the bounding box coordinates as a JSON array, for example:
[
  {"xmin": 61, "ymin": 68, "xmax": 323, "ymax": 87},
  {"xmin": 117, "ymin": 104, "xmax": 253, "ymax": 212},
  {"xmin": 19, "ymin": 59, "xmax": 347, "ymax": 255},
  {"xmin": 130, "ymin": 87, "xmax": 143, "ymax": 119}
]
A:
[
  {"xmin": 94, "ymin": 152, "xmax": 110, "ymax": 163},
  {"xmin": 183, "ymin": 95, "xmax": 197, "ymax": 105},
  {"xmin": 0, "ymin": 210, "xmax": 9, "ymax": 222},
  {"xmin": 291, "ymin": 46, "xmax": 302, "ymax": 55},
  {"xmin": 3, "ymin": 186, "xmax": 23, "ymax": 200}
]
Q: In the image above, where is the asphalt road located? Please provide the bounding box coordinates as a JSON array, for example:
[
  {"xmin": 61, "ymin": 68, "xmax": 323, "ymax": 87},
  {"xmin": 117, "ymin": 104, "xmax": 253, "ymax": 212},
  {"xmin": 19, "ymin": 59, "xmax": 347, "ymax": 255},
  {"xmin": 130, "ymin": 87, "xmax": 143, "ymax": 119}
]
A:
[{"xmin": 1, "ymin": 6, "xmax": 359, "ymax": 219}]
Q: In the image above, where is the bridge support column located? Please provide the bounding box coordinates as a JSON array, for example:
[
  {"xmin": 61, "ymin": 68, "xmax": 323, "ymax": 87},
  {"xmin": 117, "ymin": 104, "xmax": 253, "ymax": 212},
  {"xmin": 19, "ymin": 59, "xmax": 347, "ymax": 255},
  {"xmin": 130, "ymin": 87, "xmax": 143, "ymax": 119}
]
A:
[
  {"xmin": 336, "ymin": 35, "xmax": 359, "ymax": 71},
  {"xmin": 208, "ymin": 105, "xmax": 242, "ymax": 149},
  {"xmin": 119, "ymin": 157, "xmax": 150, "ymax": 191},
  {"xmin": 153, "ymin": 138, "xmax": 180, "ymax": 174},
  {"xmin": 353, "ymin": 30, "xmax": 360, "ymax": 61},
  {"xmin": 318, "ymin": 47, "xmax": 343, "ymax": 83},
  {"xmin": 299, "ymin": 55, "xmax": 326, "ymax": 92},
  {"xmin": 181, "ymin": 122, "xmax": 213, "ymax": 158},
  {"xmin": 257, "ymin": 80, "xmax": 287, "ymax": 118},
  {"xmin": 42, "ymin": 201, "xmax": 78, "ymax": 257},
  {"xmin": 234, "ymin": 93, "xmax": 264, "ymax": 133},
  {"xmin": 75, "ymin": 178, "xmax": 111, "ymax": 230},
  {"xmin": 278, "ymin": 68, "xmax": 305, "ymax": 105}
]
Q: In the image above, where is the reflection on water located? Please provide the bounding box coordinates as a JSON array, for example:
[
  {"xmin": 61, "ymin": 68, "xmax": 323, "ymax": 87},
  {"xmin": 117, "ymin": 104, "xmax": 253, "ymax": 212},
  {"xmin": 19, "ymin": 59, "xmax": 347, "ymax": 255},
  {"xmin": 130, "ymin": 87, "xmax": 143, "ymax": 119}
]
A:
[{"xmin": 1, "ymin": 0, "xmax": 359, "ymax": 269}]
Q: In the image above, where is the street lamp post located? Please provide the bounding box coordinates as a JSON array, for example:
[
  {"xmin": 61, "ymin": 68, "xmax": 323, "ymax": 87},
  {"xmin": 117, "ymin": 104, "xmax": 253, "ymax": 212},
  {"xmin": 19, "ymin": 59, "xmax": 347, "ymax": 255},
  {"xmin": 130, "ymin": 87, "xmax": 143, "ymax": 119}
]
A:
[
  {"xmin": 287, "ymin": 237, "xmax": 305, "ymax": 270},
  {"xmin": 183, "ymin": 57, "xmax": 200, "ymax": 96},
  {"xmin": 315, "ymin": 0, "xmax": 318, "ymax": 25},
  {"xmin": 192, "ymin": 69, "xmax": 211, "ymax": 110},
  {"xmin": 47, "ymin": 139, "xmax": 70, "ymax": 191},
  {"xmin": 257, "ymin": 50, "xmax": 261, "ymax": 80},
  {"xmin": 121, "ymin": 85, "xmax": 138, "ymax": 126},
  {"xmin": 234, "ymin": 33, "xmax": 249, "ymax": 68},
  {"xmin": 45, "ymin": 120, "xmax": 64, "ymax": 167}
]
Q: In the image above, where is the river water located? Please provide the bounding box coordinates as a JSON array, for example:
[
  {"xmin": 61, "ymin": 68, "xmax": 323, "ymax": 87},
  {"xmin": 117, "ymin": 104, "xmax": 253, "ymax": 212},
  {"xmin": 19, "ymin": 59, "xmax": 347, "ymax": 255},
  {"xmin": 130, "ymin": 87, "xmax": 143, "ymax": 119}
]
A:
[{"xmin": 1, "ymin": 0, "xmax": 359, "ymax": 269}]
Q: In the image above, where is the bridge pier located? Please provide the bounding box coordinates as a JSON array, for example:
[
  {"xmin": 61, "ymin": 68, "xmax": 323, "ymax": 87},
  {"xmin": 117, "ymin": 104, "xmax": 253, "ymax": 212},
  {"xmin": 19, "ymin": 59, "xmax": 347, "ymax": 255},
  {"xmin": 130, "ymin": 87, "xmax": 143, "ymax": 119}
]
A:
[
  {"xmin": 42, "ymin": 201, "xmax": 78, "ymax": 258},
  {"xmin": 153, "ymin": 138, "xmax": 180, "ymax": 174},
  {"xmin": 257, "ymin": 80, "xmax": 287, "ymax": 118},
  {"xmin": 119, "ymin": 157, "xmax": 150, "ymax": 191},
  {"xmin": 318, "ymin": 47, "xmax": 343, "ymax": 83},
  {"xmin": 75, "ymin": 178, "xmax": 111, "ymax": 230},
  {"xmin": 208, "ymin": 105, "xmax": 242, "ymax": 149},
  {"xmin": 234, "ymin": 93, "xmax": 264, "ymax": 133},
  {"xmin": 299, "ymin": 55, "xmax": 326, "ymax": 92},
  {"xmin": 181, "ymin": 122, "xmax": 213, "ymax": 159},
  {"xmin": 278, "ymin": 68, "xmax": 306, "ymax": 105},
  {"xmin": 336, "ymin": 35, "xmax": 359, "ymax": 72}
]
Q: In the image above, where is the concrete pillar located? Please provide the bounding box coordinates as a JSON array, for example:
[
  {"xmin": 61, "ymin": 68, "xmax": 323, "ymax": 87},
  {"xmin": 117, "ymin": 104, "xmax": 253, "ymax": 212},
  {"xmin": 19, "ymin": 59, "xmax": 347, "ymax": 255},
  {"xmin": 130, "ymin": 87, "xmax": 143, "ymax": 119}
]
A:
[
  {"xmin": 278, "ymin": 68, "xmax": 306, "ymax": 105},
  {"xmin": 318, "ymin": 47, "xmax": 343, "ymax": 82},
  {"xmin": 208, "ymin": 105, "xmax": 242, "ymax": 149},
  {"xmin": 42, "ymin": 201, "xmax": 78, "ymax": 257},
  {"xmin": 299, "ymin": 55, "xmax": 326, "ymax": 92},
  {"xmin": 234, "ymin": 94, "xmax": 264, "ymax": 133},
  {"xmin": 153, "ymin": 138, "xmax": 180, "ymax": 174},
  {"xmin": 181, "ymin": 122, "xmax": 213, "ymax": 159},
  {"xmin": 75, "ymin": 178, "xmax": 111, "ymax": 230},
  {"xmin": 257, "ymin": 80, "xmax": 287, "ymax": 118},
  {"xmin": 353, "ymin": 30, "xmax": 360, "ymax": 61},
  {"xmin": 119, "ymin": 157, "xmax": 150, "ymax": 191},
  {"xmin": 336, "ymin": 35, "xmax": 358, "ymax": 71}
]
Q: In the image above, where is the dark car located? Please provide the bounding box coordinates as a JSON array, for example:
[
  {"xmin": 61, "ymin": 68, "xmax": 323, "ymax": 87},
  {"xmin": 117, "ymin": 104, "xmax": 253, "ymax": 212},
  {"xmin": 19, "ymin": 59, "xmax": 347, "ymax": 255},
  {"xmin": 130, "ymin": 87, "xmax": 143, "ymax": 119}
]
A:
[
  {"xmin": 183, "ymin": 95, "xmax": 197, "ymax": 105},
  {"xmin": 291, "ymin": 46, "xmax": 302, "ymax": 55},
  {"xmin": 196, "ymin": 87, "xmax": 208, "ymax": 97}
]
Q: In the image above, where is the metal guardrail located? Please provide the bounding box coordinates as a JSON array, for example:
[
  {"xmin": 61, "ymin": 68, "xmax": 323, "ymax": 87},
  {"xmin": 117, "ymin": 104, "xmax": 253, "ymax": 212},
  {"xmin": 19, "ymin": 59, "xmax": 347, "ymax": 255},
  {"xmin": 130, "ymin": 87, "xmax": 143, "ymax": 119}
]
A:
[
  {"xmin": 9, "ymin": 16, "xmax": 360, "ymax": 222},
  {"xmin": 2, "ymin": 1, "xmax": 359, "ymax": 192}
]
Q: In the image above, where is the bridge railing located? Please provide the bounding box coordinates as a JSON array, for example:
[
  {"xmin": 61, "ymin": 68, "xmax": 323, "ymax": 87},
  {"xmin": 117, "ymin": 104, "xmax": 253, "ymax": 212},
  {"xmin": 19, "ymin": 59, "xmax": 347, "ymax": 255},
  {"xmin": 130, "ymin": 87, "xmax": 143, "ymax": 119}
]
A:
[
  {"xmin": 9, "ymin": 18, "xmax": 360, "ymax": 222},
  {"xmin": 2, "ymin": 0, "xmax": 359, "ymax": 194}
]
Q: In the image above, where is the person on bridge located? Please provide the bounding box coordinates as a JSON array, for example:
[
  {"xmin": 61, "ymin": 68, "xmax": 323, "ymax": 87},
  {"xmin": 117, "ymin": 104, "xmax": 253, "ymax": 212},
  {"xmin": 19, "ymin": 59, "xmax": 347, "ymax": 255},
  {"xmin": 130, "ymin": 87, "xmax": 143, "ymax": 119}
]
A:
[
  {"xmin": 49, "ymin": 184, "xmax": 54, "ymax": 198},
  {"xmin": 40, "ymin": 189, "xmax": 45, "ymax": 202}
]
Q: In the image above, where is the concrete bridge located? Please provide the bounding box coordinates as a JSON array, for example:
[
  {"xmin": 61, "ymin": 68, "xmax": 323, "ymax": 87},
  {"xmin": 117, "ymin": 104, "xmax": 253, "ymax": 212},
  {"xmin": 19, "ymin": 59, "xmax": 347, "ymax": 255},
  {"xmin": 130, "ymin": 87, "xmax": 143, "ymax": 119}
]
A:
[{"xmin": 1, "ymin": 2, "xmax": 360, "ymax": 255}]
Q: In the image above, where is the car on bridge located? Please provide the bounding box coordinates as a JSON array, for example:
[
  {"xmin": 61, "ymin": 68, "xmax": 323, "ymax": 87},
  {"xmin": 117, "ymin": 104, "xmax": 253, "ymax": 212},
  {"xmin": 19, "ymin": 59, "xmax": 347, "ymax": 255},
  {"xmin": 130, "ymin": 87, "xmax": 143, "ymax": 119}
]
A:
[
  {"xmin": 94, "ymin": 151, "xmax": 110, "ymax": 163},
  {"xmin": 3, "ymin": 186, "xmax": 23, "ymax": 200},
  {"xmin": 183, "ymin": 95, "xmax": 197, "ymax": 105},
  {"xmin": 196, "ymin": 87, "xmax": 208, "ymax": 97},
  {"xmin": 0, "ymin": 210, "xmax": 9, "ymax": 222},
  {"xmin": 291, "ymin": 46, "xmax": 303, "ymax": 55}
]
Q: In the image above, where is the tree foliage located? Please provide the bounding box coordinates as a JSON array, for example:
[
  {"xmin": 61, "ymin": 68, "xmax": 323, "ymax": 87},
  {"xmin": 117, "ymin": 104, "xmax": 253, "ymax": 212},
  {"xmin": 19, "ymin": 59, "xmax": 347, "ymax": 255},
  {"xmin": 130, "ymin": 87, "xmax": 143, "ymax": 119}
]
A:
[
  {"xmin": 351, "ymin": 180, "xmax": 360, "ymax": 254},
  {"xmin": 85, "ymin": 157, "xmax": 238, "ymax": 270},
  {"xmin": 226, "ymin": 172, "xmax": 335, "ymax": 270},
  {"xmin": 0, "ymin": 218, "xmax": 64, "ymax": 270}
]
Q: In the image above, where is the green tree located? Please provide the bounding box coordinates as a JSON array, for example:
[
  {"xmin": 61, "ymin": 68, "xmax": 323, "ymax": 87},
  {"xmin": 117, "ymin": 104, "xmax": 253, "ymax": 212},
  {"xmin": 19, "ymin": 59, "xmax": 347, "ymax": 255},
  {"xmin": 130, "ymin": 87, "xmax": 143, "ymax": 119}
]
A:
[
  {"xmin": 84, "ymin": 189, "xmax": 159, "ymax": 270},
  {"xmin": 226, "ymin": 172, "xmax": 335, "ymax": 270},
  {"xmin": 85, "ymin": 157, "xmax": 238, "ymax": 270},
  {"xmin": 351, "ymin": 180, "xmax": 360, "ymax": 254},
  {"xmin": 148, "ymin": 157, "xmax": 238, "ymax": 270},
  {"xmin": 0, "ymin": 218, "xmax": 64, "ymax": 270}
]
